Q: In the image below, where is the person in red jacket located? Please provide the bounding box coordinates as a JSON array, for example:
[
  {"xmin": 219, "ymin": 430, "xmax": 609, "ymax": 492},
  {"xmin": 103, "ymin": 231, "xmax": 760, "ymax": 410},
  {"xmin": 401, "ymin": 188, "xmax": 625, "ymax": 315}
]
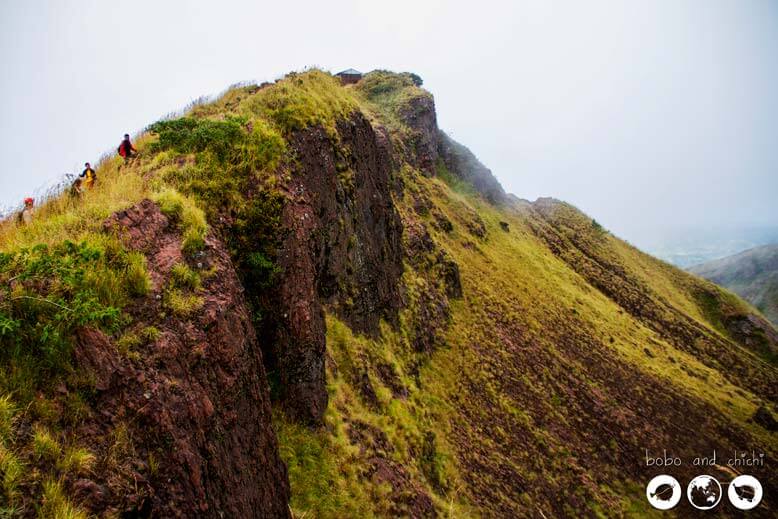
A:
[
  {"xmin": 17, "ymin": 197, "xmax": 34, "ymax": 225},
  {"xmin": 117, "ymin": 134, "xmax": 137, "ymax": 161}
]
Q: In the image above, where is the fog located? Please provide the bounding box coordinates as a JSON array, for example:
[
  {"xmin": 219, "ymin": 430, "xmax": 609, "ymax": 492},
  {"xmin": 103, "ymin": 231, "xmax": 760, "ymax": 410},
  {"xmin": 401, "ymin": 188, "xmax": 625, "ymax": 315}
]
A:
[{"xmin": 1, "ymin": 0, "xmax": 776, "ymax": 252}]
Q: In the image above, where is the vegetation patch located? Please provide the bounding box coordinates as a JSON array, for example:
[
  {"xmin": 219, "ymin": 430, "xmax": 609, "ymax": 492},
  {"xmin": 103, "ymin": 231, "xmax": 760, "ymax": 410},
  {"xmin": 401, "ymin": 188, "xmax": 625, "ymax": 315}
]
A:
[
  {"xmin": 152, "ymin": 188, "xmax": 208, "ymax": 254},
  {"xmin": 0, "ymin": 239, "xmax": 138, "ymax": 379},
  {"xmin": 241, "ymin": 70, "xmax": 358, "ymax": 136}
]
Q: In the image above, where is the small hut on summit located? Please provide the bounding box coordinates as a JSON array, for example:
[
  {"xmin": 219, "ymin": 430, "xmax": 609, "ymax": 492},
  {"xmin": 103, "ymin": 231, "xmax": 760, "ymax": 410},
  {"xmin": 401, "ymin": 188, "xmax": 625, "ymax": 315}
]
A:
[{"xmin": 336, "ymin": 68, "xmax": 363, "ymax": 85}]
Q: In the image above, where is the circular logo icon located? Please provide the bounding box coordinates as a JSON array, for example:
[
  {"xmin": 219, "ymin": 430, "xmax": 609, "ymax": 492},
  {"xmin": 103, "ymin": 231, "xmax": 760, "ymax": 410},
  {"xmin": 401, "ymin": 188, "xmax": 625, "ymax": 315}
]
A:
[
  {"xmin": 687, "ymin": 475, "xmax": 722, "ymax": 510},
  {"xmin": 646, "ymin": 475, "xmax": 681, "ymax": 510},
  {"xmin": 728, "ymin": 475, "xmax": 762, "ymax": 511}
]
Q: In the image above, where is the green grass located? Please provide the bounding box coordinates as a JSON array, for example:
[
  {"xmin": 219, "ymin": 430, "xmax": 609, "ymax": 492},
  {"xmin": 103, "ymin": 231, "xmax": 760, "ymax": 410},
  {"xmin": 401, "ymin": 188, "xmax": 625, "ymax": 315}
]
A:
[
  {"xmin": 0, "ymin": 238, "xmax": 137, "ymax": 378},
  {"xmin": 240, "ymin": 70, "xmax": 359, "ymax": 136},
  {"xmin": 0, "ymin": 396, "xmax": 13, "ymax": 445},
  {"xmin": 39, "ymin": 478, "xmax": 88, "ymax": 519},
  {"xmin": 152, "ymin": 187, "xmax": 208, "ymax": 254},
  {"xmin": 116, "ymin": 332, "xmax": 142, "ymax": 360},
  {"xmin": 170, "ymin": 263, "xmax": 201, "ymax": 291},
  {"xmin": 56, "ymin": 446, "xmax": 95, "ymax": 476},
  {"xmin": 125, "ymin": 251, "xmax": 152, "ymax": 296},
  {"xmin": 355, "ymin": 70, "xmax": 430, "ymax": 120},
  {"xmin": 140, "ymin": 325, "xmax": 160, "ymax": 342},
  {"xmin": 164, "ymin": 288, "xmax": 204, "ymax": 317},
  {"xmin": 31, "ymin": 426, "xmax": 60, "ymax": 461},
  {"xmin": 355, "ymin": 70, "xmax": 433, "ymax": 143},
  {"xmin": 275, "ymin": 411, "xmax": 373, "ymax": 518},
  {"xmin": 0, "ymin": 444, "xmax": 23, "ymax": 502},
  {"xmin": 277, "ymin": 311, "xmax": 473, "ymax": 517}
]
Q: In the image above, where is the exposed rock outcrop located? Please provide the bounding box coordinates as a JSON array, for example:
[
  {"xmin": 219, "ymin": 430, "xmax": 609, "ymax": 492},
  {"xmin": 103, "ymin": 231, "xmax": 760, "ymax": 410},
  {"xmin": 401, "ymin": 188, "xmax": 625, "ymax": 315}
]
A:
[
  {"xmin": 80, "ymin": 200, "xmax": 291, "ymax": 518},
  {"xmin": 269, "ymin": 112, "xmax": 404, "ymax": 424},
  {"xmin": 390, "ymin": 89, "xmax": 505, "ymax": 204},
  {"xmin": 398, "ymin": 94, "xmax": 439, "ymax": 174}
]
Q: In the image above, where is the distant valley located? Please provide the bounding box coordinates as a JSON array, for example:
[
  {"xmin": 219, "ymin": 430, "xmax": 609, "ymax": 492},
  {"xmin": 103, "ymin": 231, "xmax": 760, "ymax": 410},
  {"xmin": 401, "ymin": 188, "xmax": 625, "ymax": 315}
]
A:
[
  {"xmin": 689, "ymin": 243, "xmax": 778, "ymax": 326},
  {"xmin": 638, "ymin": 225, "xmax": 778, "ymax": 268}
]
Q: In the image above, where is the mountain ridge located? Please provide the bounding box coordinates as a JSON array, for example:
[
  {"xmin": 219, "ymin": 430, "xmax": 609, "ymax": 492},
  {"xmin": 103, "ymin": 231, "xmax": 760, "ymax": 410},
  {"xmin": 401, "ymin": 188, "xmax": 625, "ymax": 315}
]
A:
[{"xmin": 0, "ymin": 69, "xmax": 775, "ymax": 518}]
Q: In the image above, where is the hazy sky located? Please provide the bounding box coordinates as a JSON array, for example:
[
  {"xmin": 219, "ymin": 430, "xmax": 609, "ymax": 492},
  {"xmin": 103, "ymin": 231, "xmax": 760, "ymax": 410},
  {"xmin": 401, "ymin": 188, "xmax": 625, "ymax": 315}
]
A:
[{"xmin": 1, "ymin": 0, "xmax": 776, "ymax": 249}]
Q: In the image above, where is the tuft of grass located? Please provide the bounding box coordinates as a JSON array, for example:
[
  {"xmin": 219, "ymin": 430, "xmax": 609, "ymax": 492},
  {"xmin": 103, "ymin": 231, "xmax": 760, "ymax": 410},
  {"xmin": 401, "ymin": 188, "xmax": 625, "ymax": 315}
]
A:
[
  {"xmin": 62, "ymin": 393, "xmax": 91, "ymax": 425},
  {"xmin": 32, "ymin": 426, "xmax": 61, "ymax": 461},
  {"xmin": 164, "ymin": 288, "xmax": 204, "ymax": 317},
  {"xmin": 56, "ymin": 446, "xmax": 95, "ymax": 476},
  {"xmin": 116, "ymin": 332, "xmax": 142, "ymax": 360},
  {"xmin": 0, "ymin": 396, "xmax": 14, "ymax": 445},
  {"xmin": 170, "ymin": 263, "xmax": 201, "ymax": 291},
  {"xmin": 125, "ymin": 251, "xmax": 152, "ymax": 296},
  {"xmin": 0, "ymin": 444, "xmax": 23, "ymax": 501},
  {"xmin": 140, "ymin": 326, "xmax": 160, "ymax": 343},
  {"xmin": 39, "ymin": 478, "xmax": 88, "ymax": 519}
]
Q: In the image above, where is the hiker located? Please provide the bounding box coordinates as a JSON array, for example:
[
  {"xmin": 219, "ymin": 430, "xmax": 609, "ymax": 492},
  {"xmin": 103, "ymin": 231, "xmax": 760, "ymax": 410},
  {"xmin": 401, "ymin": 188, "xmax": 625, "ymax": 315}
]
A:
[
  {"xmin": 80, "ymin": 162, "xmax": 96, "ymax": 189},
  {"xmin": 18, "ymin": 198, "xmax": 34, "ymax": 225},
  {"xmin": 118, "ymin": 134, "xmax": 137, "ymax": 161},
  {"xmin": 70, "ymin": 177, "xmax": 84, "ymax": 198}
]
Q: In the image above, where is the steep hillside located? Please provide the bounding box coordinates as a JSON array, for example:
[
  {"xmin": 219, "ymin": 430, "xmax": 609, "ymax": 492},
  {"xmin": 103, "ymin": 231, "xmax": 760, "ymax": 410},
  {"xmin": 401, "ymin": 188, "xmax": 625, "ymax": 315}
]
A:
[
  {"xmin": 690, "ymin": 244, "xmax": 778, "ymax": 327},
  {"xmin": 0, "ymin": 70, "xmax": 776, "ymax": 518}
]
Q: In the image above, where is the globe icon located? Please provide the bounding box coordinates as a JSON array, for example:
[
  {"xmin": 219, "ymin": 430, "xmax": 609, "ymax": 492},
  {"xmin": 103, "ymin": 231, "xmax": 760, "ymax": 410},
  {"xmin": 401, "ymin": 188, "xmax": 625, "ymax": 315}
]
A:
[{"xmin": 687, "ymin": 475, "xmax": 722, "ymax": 510}]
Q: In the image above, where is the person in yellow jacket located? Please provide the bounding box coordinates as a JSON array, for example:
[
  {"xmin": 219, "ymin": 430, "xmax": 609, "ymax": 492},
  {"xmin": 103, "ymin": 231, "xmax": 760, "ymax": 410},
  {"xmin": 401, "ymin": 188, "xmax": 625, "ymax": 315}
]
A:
[{"xmin": 80, "ymin": 162, "xmax": 96, "ymax": 189}]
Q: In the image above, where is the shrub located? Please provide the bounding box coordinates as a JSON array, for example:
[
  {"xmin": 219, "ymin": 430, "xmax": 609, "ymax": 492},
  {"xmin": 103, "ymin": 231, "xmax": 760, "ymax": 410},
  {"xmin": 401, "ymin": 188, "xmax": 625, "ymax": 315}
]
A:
[
  {"xmin": 151, "ymin": 114, "xmax": 286, "ymax": 218},
  {"xmin": 229, "ymin": 191, "xmax": 283, "ymax": 292},
  {"xmin": 148, "ymin": 116, "xmax": 247, "ymax": 162},
  {"xmin": 0, "ymin": 240, "xmax": 125, "ymax": 372}
]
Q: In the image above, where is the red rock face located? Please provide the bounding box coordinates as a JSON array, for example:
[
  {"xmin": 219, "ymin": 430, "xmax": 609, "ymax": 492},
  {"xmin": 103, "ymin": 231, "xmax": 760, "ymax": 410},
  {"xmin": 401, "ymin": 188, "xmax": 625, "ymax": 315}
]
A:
[
  {"xmin": 74, "ymin": 200, "xmax": 290, "ymax": 518},
  {"xmin": 398, "ymin": 94, "xmax": 439, "ymax": 174},
  {"xmin": 268, "ymin": 112, "xmax": 404, "ymax": 424},
  {"xmin": 103, "ymin": 199, "xmax": 170, "ymax": 252}
]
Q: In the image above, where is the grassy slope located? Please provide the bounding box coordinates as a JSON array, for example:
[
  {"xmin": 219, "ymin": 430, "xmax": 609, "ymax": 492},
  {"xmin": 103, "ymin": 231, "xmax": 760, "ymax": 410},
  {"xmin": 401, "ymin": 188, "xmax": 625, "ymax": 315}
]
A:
[
  {"xmin": 274, "ymin": 161, "xmax": 776, "ymax": 517},
  {"xmin": 0, "ymin": 70, "xmax": 775, "ymax": 517},
  {"xmin": 272, "ymin": 74, "xmax": 777, "ymax": 517}
]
